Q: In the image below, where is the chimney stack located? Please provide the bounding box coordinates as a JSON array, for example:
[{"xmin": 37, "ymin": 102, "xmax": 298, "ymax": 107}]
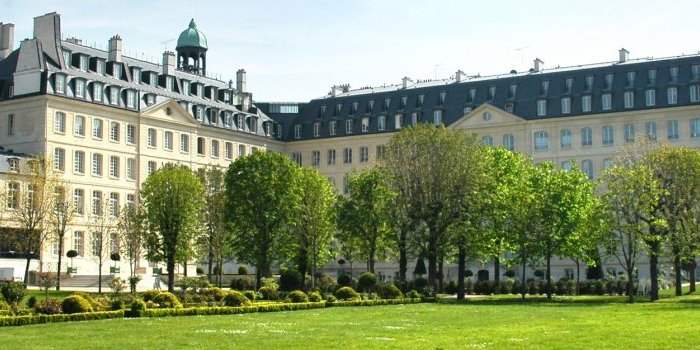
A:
[
  {"xmin": 533, "ymin": 58, "xmax": 544, "ymax": 72},
  {"xmin": 162, "ymin": 51, "xmax": 176, "ymax": 75},
  {"xmin": 33, "ymin": 12, "xmax": 62, "ymax": 67},
  {"xmin": 455, "ymin": 70, "xmax": 466, "ymax": 83},
  {"xmin": 402, "ymin": 76, "xmax": 412, "ymax": 89},
  {"xmin": 0, "ymin": 23, "xmax": 15, "ymax": 60},
  {"xmin": 619, "ymin": 48, "xmax": 629, "ymax": 63},
  {"xmin": 236, "ymin": 69, "xmax": 246, "ymax": 93},
  {"xmin": 108, "ymin": 35, "xmax": 122, "ymax": 62}
]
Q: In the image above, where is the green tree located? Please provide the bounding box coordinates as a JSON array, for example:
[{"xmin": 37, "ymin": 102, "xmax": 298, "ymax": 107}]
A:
[
  {"xmin": 89, "ymin": 192, "xmax": 117, "ymax": 294},
  {"xmin": 197, "ymin": 167, "xmax": 229, "ymax": 287},
  {"xmin": 142, "ymin": 164, "xmax": 204, "ymax": 292},
  {"xmin": 225, "ymin": 151, "xmax": 301, "ymax": 288},
  {"xmin": 117, "ymin": 201, "xmax": 146, "ymax": 293},
  {"xmin": 336, "ymin": 168, "xmax": 395, "ymax": 273}
]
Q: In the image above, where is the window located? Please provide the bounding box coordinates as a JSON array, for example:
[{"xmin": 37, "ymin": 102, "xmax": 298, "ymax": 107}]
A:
[
  {"xmin": 54, "ymin": 112, "xmax": 66, "ymax": 133},
  {"xmin": 482, "ymin": 135, "xmax": 493, "ymax": 146},
  {"xmin": 197, "ymin": 137, "xmax": 205, "ymax": 155},
  {"xmin": 534, "ymin": 131, "xmax": 549, "ymax": 151},
  {"xmin": 360, "ymin": 146, "xmax": 369, "ymax": 162},
  {"xmin": 73, "ymin": 232, "xmax": 84, "ymax": 256},
  {"xmin": 691, "ymin": 85, "xmax": 700, "ymax": 103},
  {"xmin": 343, "ymin": 175, "xmax": 349, "ymax": 194},
  {"xmin": 561, "ymin": 160, "xmax": 572, "ymax": 171},
  {"xmin": 110, "ymin": 87, "xmax": 119, "ymax": 105},
  {"xmin": 52, "ymin": 148, "xmax": 65, "ymax": 171},
  {"xmin": 75, "ymin": 79, "xmax": 85, "ymax": 98},
  {"xmin": 147, "ymin": 161, "xmax": 157, "ymax": 176},
  {"xmin": 109, "ymin": 156, "xmax": 119, "ymax": 178},
  {"xmin": 108, "ymin": 122, "xmax": 120, "ymax": 142},
  {"xmin": 211, "ymin": 140, "xmax": 220, "ymax": 158},
  {"xmin": 93, "ymin": 83, "xmax": 103, "ymax": 102},
  {"xmin": 92, "ymin": 119, "xmax": 103, "ymax": 139},
  {"xmin": 312, "ymin": 151, "xmax": 320, "ymax": 167},
  {"xmin": 294, "ymin": 124, "xmax": 302, "ymax": 139},
  {"xmin": 127, "ymin": 158, "xmax": 135, "ymax": 180},
  {"xmin": 92, "ymin": 191, "xmax": 103, "ymax": 216},
  {"xmin": 584, "ymin": 76, "xmax": 594, "ymax": 91},
  {"xmin": 667, "ymin": 120, "xmax": 679, "ymax": 140},
  {"xmin": 645, "ymin": 89, "xmax": 656, "ymax": 106},
  {"xmin": 377, "ymin": 116, "xmax": 386, "ymax": 131},
  {"xmin": 343, "ymin": 147, "xmax": 352, "ymax": 164},
  {"xmin": 291, "ymin": 152, "xmax": 302, "ymax": 166},
  {"xmin": 560, "ymin": 129, "xmax": 572, "ymax": 149},
  {"xmin": 74, "ymin": 151, "xmax": 85, "ymax": 174},
  {"xmin": 110, "ymin": 233, "xmax": 119, "ymax": 255},
  {"xmin": 376, "ymin": 145, "xmax": 386, "ymax": 160},
  {"xmin": 581, "ymin": 160, "xmax": 594, "ymax": 179},
  {"xmin": 239, "ymin": 145, "xmax": 246, "ymax": 157},
  {"xmin": 626, "ymin": 71, "xmax": 636, "ymax": 87},
  {"xmin": 433, "ymin": 110, "xmax": 443, "ymax": 125},
  {"xmin": 126, "ymin": 124, "xmax": 135, "ymax": 144},
  {"xmin": 624, "ymin": 124, "xmax": 635, "ymax": 143},
  {"xmin": 361, "ymin": 118, "xmax": 369, "ymax": 133},
  {"xmin": 667, "ymin": 87, "xmax": 678, "ymax": 105},
  {"xmin": 604, "ymin": 74, "xmax": 614, "ymax": 90},
  {"xmin": 560, "ymin": 97, "xmax": 571, "ymax": 114},
  {"xmin": 147, "ymin": 128, "xmax": 157, "ymax": 147},
  {"xmin": 73, "ymin": 189, "xmax": 84, "ymax": 215},
  {"xmin": 581, "ymin": 127, "xmax": 592, "ymax": 146},
  {"xmin": 91, "ymin": 233, "xmax": 102, "ymax": 257},
  {"xmin": 327, "ymin": 149, "xmax": 336, "ymax": 165},
  {"xmin": 581, "ymin": 95, "xmax": 592, "ymax": 113},
  {"xmin": 6, "ymin": 182, "xmax": 19, "ymax": 209},
  {"xmin": 394, "ymin": 114, "xmax": 402, "ymax": 129},
  {"xmin": 646, "ymin": 121, "xmax": 657, "ymax": 141},
  {"xmin": 225, "ymin": 142, "xmax": 233, "ymax": 160},
  {"xmin": 7, "ymin": 114, "xmax": 14, "ymax": 136},
  {"xmin": 180, "ymin": 134, "xmax": 189, "ymax": 153},
  {"xmin": 329, "ymin": 121, "xmax": 337, "ymax": 136},
  {"xmin": 89, "ymin": 153, "xmax": 103, "ymax": 176},
  {"xmin": 74, "ymin": 115, "xmax": 85, "ymax": 136},
  {"xmin": 648, "ymin": 69, "xmax": 657, "ymax": 85},
  {"xmin": 55, "ymin": 74, "xmax": 66, "ymax": 94},
  {"xmin": 670, "ymin": 67, "xmax": 679, "ymax": 82},
  {"xmin": 537, "ymin": 100, "xmax": 547, "ymax": 116},
  {"xmin": 313, "ymin": 122, "xmax": 320, "ymax": 137},
  {"xmin": 126, "ymin": 90, "xmax": 136, "ymax": 108},
  {"xmin": 109, "ymin": 193, "xmax": 119, "ymax": 217},
  {"xmin": 602, "ymin": 126, "xmax": 614, "ymax": 145},
  {"xmin": 126, "ymin": 194, "xmax": 135, "ymax": 208},
  {"xmin": 502, "ymin": 134, "xmax": 515, "ymax": 151},
  {"xmin": 411, "ymin": 112, "xmax": 418, "ymax": 126},
  {"xmin": 692, "ymin": 119, "xmax": 700, "ymax": 138},
  {"xmin": 346, "ymin": 119, "xmax": 353, "ymax": 134},
  {"xmin": 603, "ymin": 159, "xmax": 614, "ymax": 170},
  {"xmin": 164, "ymin": 131, "xmax": 173, "ymax": 151},
  {"xmin": 602, "ymin": 93, "xmax": 612, "ymax": 111},
  {"xmin": 624, "ymin": 91, "xmax": 634, "ymax": 109}
]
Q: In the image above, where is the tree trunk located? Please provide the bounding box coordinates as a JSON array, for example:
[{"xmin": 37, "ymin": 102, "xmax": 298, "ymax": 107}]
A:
[
  {"xmin": 56, "ymin": 238, "xmax": 64, "ymax": 291},
  {"xmin": 494, "ymin": 256, "xmax": 500, "ymax": 284},
  {"xmin": 520, "ymin": 259, "xmax": 527, "ymax": 301},
  {"xmin": 457, "ymin": 246, "xmax": 466, "ymax": 300},
  {"xmin": 689, "ymin": 259, "xmax": 697, "ymax": 294},
  {"xmin": 427, "ymin": 239, "xmax": 438, "ymax": 292},
  {"xmin": 23, "ymin": 256, "xmax": 31, "ymax": 288},
  {"xmin": 545, "ymin": 253, "xmax": 552, "ymax": 300},
  {"xmin": 98, "ymin": 260, "xmax": 103, "ymax": 294},
  {"xmin": 167, "ymin": 257, "xmax": 175, "ymax": 292},
  {"xmin": 183, "ymin": 261, "xmax": 188, "ymax": 277},
  {"xmin": 575, "ymin": 259, "xmax": 580, "ymax": 296},
  {"xmin": 649, "ymin": 241, "xmax": 660, "ymax": 301},
  {"xmin": 207, "ymin": 244, "xmax": 214, "ymax": 284},
  {"xmin": 398, "ymin": 235, "xmax": 407, "ymax": 284},
  {"xmin": 438, "ymin": 256, "xmax": 444, "ymax": 293},
  {"xmin": 627, "ymin": 267, "xmax": 635, "ymax": 303},
  {"xmin": 674, "ymin": 254, "xmax": 682, "ymax": 296},
  {"xmin": 217, "ymin": 260, "xmax": 223, "ymax": 288},
  {"xmin": 368, "ymin": 247, "xmax": 376, "ymax": 274}
]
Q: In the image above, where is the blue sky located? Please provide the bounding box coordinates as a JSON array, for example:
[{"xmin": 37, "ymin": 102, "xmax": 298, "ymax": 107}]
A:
[{"xmin": 2, "ymin": 0, "xmax": 698, "ymax": 101}]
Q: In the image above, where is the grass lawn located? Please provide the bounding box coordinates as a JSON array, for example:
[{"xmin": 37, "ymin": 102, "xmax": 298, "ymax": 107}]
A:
[{"xmin": 4, "ymin": 293, "xmax": 700, "ymax": 350}]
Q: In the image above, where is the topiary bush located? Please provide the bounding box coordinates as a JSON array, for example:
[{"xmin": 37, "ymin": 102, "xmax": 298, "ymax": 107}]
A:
[
  {"xmin": 308, "ymin": 291, "xmax": 322, "ymax": 302},
  {"xmin": 317, "ymin": 274, "xmax": 337, "ymax": 293},
  {"xmin": 378, "ymin": 284, "xmax": 403, "ymax": 299},
  {"xmin": 357, "ymin": 272, "xmax": 377, "ymax": 292},
  {"xmin": 337, "ymin": 273, "xmax": 353, "ymax": 287},
  {"xmin": 223, "ymin": 291, "xmax": 251, "ymax": 307},
  {"xmin": 280, "ymin": 269, "xmax": 304, "ymax": 292},
  {"xmin": 127, "ymin": 299, "xmax": 147, "ymax": 317},
  {"xmin": 413, "ymin": 277, "xmax": 428, "ymax": 290},
  {"xmin": 26, "ymin": 295, "xmax": 37, "ymax": 309},
  {"xmin": 406, "ymin": 289, "xmax": 421, "ymax": 299},
  {"xmin": 110, "ymin": 299, "xmax": 124, "ymax": 310},
  {"xmin": 242, "ymin": 290, "xmax": 257, "ymax": 302},
  {"xmin": 34, "ymin": 298, "xmax": 62, "ymax": 314},
  {"xmin": 69, "ymin": 292, "xmax": 101, "ymax": 311},
  {"xmin": 334, "ymin": 286, "xmax": 360, "ymax": 301},
  {"xmin": 153, "ymin": 292, "xmax": 182, "ymax": 309},
  {"xmin": 61, "ymin": 295, "xmax": 93, "ymax": 314},
  {"xmin": 258, "ymin": 286, "xmax": 279, "ymax": 300},
  {"xmin": 1, "ymin": 282, "xmax": 25, "ymax": 310},
  {"xmin": 230, "ymin": 276, "xmax": 255, "ymax": 291},
  {"xmin": 325, "ymin": 294, "xmax": 337, "ymax": 303},
  {"xmin": 287, "ymin": 290, "xmax": 309, "ymax": 303},
  {"xmin": 142, "ymin": 290, "xmax": 160, "ymax": 303},
  {"xmin": 238, "ymin": 266, "xmax": 248, "ymax": 275},
  {"xmin": 206, "ymin": 287, "xmax": 227, "ymax": 302}
]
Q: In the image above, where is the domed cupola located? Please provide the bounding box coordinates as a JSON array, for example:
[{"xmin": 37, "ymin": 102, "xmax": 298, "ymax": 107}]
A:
[{"xmin": 176, "ymin": 19, "xmax": 208, "ymax": 76}]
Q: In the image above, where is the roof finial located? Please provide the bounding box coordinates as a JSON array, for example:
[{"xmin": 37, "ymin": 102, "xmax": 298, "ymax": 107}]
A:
[{"xmin": 189, "ymin": 18, "xmax": 197, "ymax": 29}]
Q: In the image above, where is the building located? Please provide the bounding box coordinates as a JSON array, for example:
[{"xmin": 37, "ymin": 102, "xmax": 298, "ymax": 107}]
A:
[{"xmin": 1, "ymin": 12, "xmax": 699, "ymax": 286}]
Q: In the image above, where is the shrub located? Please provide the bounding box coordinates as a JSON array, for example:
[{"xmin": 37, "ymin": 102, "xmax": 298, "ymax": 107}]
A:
[
  {"xmin": 204, "ymin": 287, "xmax": 227, "ymax": 302},
  {"xmin": 223, "ymin": 291, "xmax": 251, "ymax": 307},
  {"xmin": 0, "ymin": 299, "xmax": 10, "ymax": 311},
  {"xmin": 127, "ymin": 299, "xmax": 147, "ymax": 317},
  {"xmin": 378, "ymin": 284, "xmax": 403, "ymax": 299},
  {"xmin": 242, "ymin": 290, "xmax": 257, "ymax": 302},
  {"xmin": 26, "ymin": 296, "xmax": 37, "ymax": 309},
  {"xmin": 230, "ymin": 277, "xmax": 255, "ymax": 291},
  {"xmin": 337, "ymin": 273, "xmax": 353, "ymax": 287},
  {"xmin": 0, "ymin": 282, "xmax": 25, "ymax": 308},
  {"xmin": 593, "ymin": 280, "xmax": 605, "ymax": 295},
  {"xmin": 280, "ymin": 269, "xmax": 304, "ymax": 292},
  {"xmin": 142, "ymin": 290, "xmax": 160, "ymax": 302},
  {"xmin": 357, "ymin": 272, "xmax": 377, "ymax": 292},
  {"xmin": 527, "ymin": 280, "xmax": 539, "ymax": 295},
  {"xmin": 153, "ymin": 292, "xmax": 182, "ymax": 309},
  {"xmin": 0, "ymin": 310, "xmax": 124, "ymax": 327},
  {"xmin": 258, "ymin": 286, "xmax": 279, "ymax": 300},
  {"xmin": 196, "ymin": 267, "xmax": 204, "ymax": 275},
  {"xmin": 406, "ymin": 289, "xmax": 421, "ymax": 299},
  {"xmin": 34, "ymin": 298, "xmax": 62, "ymax": 315},
  {"xmin": 110, "ymin": 299, "xmax": 124, "ymax": 310},
  {"xmin": 605, "ymin": 280, "xmax": 618, "ymax": 295},
  {"xmin": 497, "ymin": 280, "xmax": 514, "ymax": 294},
  {"xmin": 261, "ymin": 277, "xmax": 279, "ymax": 290},
  {"xmin": 504, "ymin": 270, "xmax": 516, "ymax": 278},
  {"xmin": 413, "ymin": 277, "xmax": 428, "ymax": 290},
  {"xmin": 287, "ymin": 290, "xmax": 309, "ymax": 303},
  {"xmin": 308, "ymin": 291, "xmax": 322, "ymax": 302},
  {"xmin": 334, "ymin": 286, "xmax": 360, "ymax": 301},
  {"xmin": 70, "ymin": 292, "xmax": 101, "ymax": 311},
  {"xmin": 444, "ymin": 280, "xmax": 458, "ymax": 294},
  {"xmin": 238, "ymin": 266, "xmax": 248, "ymax": 275},
  {"xmin": 316, "ymin": 274, "xmax": 337, "ymax": 293},
  {"xmin": 465, "ymin": 279, "xmax": 474, "ymax": 295},
  {"xmin": 325, "ymin": 294, "xmax": 337, "ymax": 303},
  {"xmin": 61, "ymin": 295, "xmax": 93, "ymax": 314}
]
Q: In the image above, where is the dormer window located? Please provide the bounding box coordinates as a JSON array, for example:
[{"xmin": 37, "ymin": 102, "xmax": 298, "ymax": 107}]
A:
[
  {"xmin": 540, "ymin": 80, "xmax": 550, "ymax": 96},
  {"xmin": 467, "ymin": 89, "xmax": 476, "ymax": 103},
  {"xmin": 417, "ymin": 95, "xmax": 424, "ymax": 107},
  {"xmin": 126, "ymin": 90, "xmax": 136, "ymax": 109},
  {"xmin": 670, "ymin": 67, "xmax": 679, "ymax": 82},
  {"xmin": 96, "ymin": 60, "xmax": 105, "ymax": 75},
  {"xmin": 79, "ymin": 55, "xmax": 88, "ymax": 71},
  {"xmin": 132, "ymin": 68, "xmax": 141, "ymax": 84},
  {"xmin": 313, "ymin": 122, "xmax": 320, "ymax": 137},
  {"xmin": 75, "ymin": 79, "xmax": 85, "ymax": 98},
  {"xmin": 401, "ymin": 96, "xmax": 407, "ymax": 108},
  {"xmin": 345, "ymin": 119, "xmax": 353, "ymax": 134},
  {"xmin": 150, "ymin": 72, "xmax": 158, "ymax": 86},
  {"xmin": 93, "ymin": 83, "xmax": 103, "ymax": 102},
  {"xmin": 508, "ymin": 84, "xmax": 517, "ymax": 99},
  {"xmin": 648, "ymin": 69, "xmax": 657, "ymax": 85},
  {"xmin": 367, "ymin": 100, "xmax": 374, "ymax": 113},
  {"xmin": 294, "ymin": 124, "xmax": 302, "ymax": 139},
  {"xmin": 564, "ymin": 78, "xmax": 573, "ymax": 94},
  {"xmin": 110, "ymin": 86, "xmax": 120, "ymax": 105},
  {"xmin": 351, "ymin": 102, "xmax": 358, "ymax": 114},
  {"xmin": 7, "ymin": 158, "xmax": 19, "ymax": 172},
  {"xmin": 62, "ymin": 50, "xmax": 71, "ymax": 67},
  {"xmin": 166, "ymin": 77, "xmax": 174, "ymax": 91},
  {"xmin": 113, "ymin": 64, "xmax": 122, "ymax": 80},
  {"xmin": 626, "ymin": 71, "xmax": 635, "ymax": 88},
  {"xmin": 584, "ymin": 76, "xmax": 594, "ymax": 92},
  {"xmin": 604, "ymin": 74, "xmax": 614, "ymax": 90},
  {"xmin": 692, "ymin": 65, "xmax": 700, "ymax": 81},
  {"xmin": 55, "ymin": 74, "xmax": 66, "ymax": 94},
  {"xmin": 487, "ymin": 88, "xmax": 495, "ymax": 101},
  {"xmin": 384, "ymin": 98, "xmax": 391, "ymax": 111},
  {"xmin": 336, "ymin": 103, "xmax": 343, "ymax": 115},
  {"xmin": 320, "ymin": 105, "xmax": 327, "ymax": 115},
  {"xmin": 440, "ymin": 91, "xmax": 447, "ymax": 104}
]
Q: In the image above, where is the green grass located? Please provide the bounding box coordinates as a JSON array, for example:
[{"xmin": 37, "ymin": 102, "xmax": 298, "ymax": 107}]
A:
[{"xmin": 4, "ymin": 294, "xmax": 700, "ymax": 349}]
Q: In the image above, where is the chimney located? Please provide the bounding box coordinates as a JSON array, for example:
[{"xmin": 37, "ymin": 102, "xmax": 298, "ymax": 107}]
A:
[
  {"xmin": 108, "ymin": 35, "xmax": 122, "ymax": 62},
  {"xmin": 619, "ymin": 48, "xmax": 629, "ymax": 63},
  {"xmin": 162, "ymin": 51, "xmax": 176, "ymax": 75},
  {"xmin": 455, "ymin": 70, "xmax": 466, "ymax": 83},
  {"xmin": 236, "ymin": 69, "xmax": 246, "ymax": 93},
  {"xmin": 0, "ymin": 23, "xmax": 15, "ymax": 60},
  {"xmin": 533, "ymin": 58, "xmax": 544, "ymax": 72},
  {"xmin": 402, "ymin": 76, "xmax": 412, "ymax": 89},
  {"xmin": 65, "ymin": 37, "xmax": 82, "ymax": 45},
  {"xmin": 33, "ymin": 12, "xmax": 62, "ymax": 67}
]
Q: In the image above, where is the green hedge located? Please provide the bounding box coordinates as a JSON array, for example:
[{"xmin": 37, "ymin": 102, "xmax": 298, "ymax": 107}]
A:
[
  {"xmin": 0, "ymin": 310, "xmax": 124, "ymax": 327},
  {"xmin": 141, "ymin": 302, "xmax": 327, "ymax": 318},
  {"xmin": 327, "ymin": 298, "xmax": 422, "ymax": 307}
]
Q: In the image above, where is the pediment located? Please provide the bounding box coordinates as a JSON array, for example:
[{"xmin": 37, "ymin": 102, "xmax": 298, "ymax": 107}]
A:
[
  {"xmin": 449, "ymin": 103, "xmax": 526, "ymax": 130},
  {"xmin": 141, "ymin": 99, "xmax": 199, "ymax": 126}
]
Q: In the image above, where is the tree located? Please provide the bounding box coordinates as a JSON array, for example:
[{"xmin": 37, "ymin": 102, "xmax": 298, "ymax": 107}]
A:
[
  {"xmin": 90, "ymin": 192, "xmax": 117, "ymax": 294},
  {"xmin": 8, "ymin": 157, "xmax": 56, "ymax": 287},
  {"xmin": 142, "ymin": 164, "xmax": 204, "ymax": 292},
  {"xmin": 336, "ymin": 168, "xmax": 394, "ymax": 274},
  {"xmin": 293, "ymin": 167, "xmax": 336, "ymax": 289},
  {"xmin": 197, "ymin": 167, "xmax": 229, "ymax": 287},
  {"xmin": 225, "ymin": 151, "xmax": 300, "ymax": 289},
  {"xmin": 117, "ymin": 201, "xmax": 146, "ymax": 293},
  {"xmin": 49, "ymin": 182, "xmax": 75, "ymax": 291},
  {"xmin": 383, "ymin": 124, "xmax": 480, "ymax": 291}
]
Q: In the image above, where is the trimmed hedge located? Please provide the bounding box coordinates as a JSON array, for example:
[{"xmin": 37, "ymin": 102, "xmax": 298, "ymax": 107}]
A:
[
  {"xmin": 141, "ymin": 302, "xmax": 327, "ymax": 318},
  {"xmin": 0, "ymin": 310, "xmax": 124, "ymax": 327},
  {"xmin": 327, "ymin": 298, "xmax": 422, "ymax": 307}
]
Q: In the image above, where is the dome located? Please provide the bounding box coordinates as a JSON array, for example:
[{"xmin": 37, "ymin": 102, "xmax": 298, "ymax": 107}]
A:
[{"xmin": 176, "ymin": 19, "xmax": 208, "ymax": 50}]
